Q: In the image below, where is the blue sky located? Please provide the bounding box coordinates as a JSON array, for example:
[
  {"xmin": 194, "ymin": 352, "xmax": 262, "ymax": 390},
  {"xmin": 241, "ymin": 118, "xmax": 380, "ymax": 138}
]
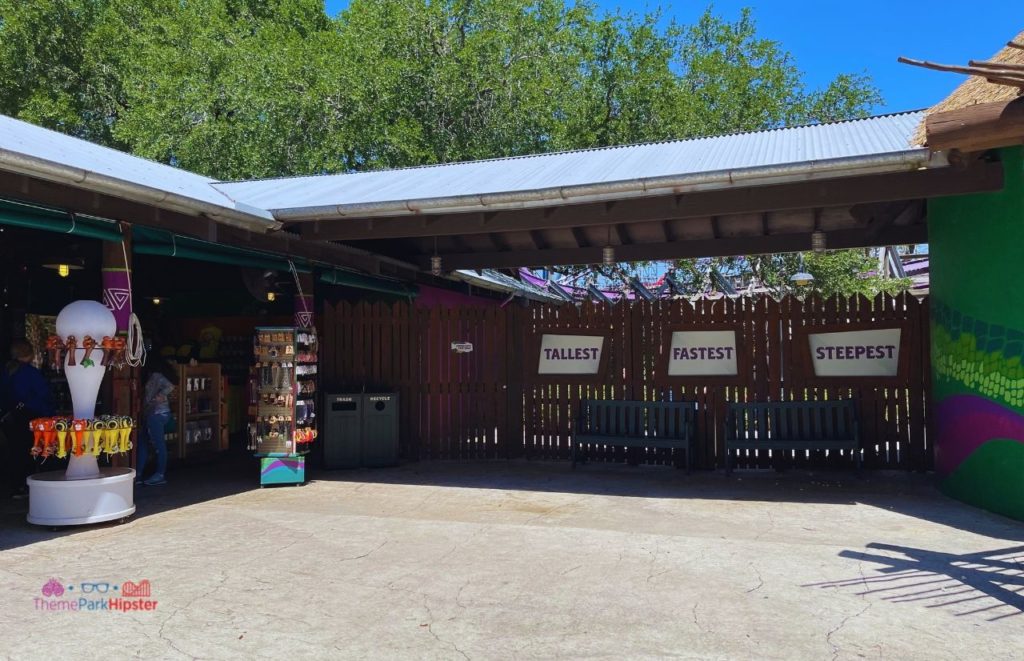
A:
[{"xmin": 323, "ymin": 0, "xmax": 1020, "ymax": 113}]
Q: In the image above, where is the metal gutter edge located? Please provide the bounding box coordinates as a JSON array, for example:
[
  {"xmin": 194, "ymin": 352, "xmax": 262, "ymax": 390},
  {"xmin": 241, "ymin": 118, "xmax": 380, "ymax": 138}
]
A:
[
  {"xmin": 451, "ymin": 270, "xmax": 563, "ymax": 303},
  {"xmin": 0, "ymin": 148, "xmax": 282, "ymax": 232},
  {"xmin": 273, "ymin": 149, "xmax": 944, "ymax": 222}
]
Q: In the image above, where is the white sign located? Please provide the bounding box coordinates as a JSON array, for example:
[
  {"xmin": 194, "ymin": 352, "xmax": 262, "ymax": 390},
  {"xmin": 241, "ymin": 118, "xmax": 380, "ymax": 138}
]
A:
[
  {"xmin": 808, "ymin": 328, "xmax": 902, "ymax": 377},
  {"xmin": 538, "ymin": 334, "xmax": 604, "ymax": 375},
  {"xmin": 451, "ymin": 342, "xmax": 474, "ymax": 353},
  {"xmin": 667, "ymin": 330, "xmax": 738, "ymax": 376}
]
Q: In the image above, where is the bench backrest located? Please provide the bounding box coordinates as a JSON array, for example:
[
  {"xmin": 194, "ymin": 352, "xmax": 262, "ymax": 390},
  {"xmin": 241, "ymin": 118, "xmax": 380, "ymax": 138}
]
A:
[
  {"xmin": 726, "ymin": 400, "xmax": 859, "ymax": 441},
  {"xmin": 578, "ymin": 400, "xmax": 696, "ymax": 439}
]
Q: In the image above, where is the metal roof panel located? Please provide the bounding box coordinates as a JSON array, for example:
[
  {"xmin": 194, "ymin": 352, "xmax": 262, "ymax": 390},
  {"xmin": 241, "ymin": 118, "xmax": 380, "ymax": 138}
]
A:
[
  {"xmin": 0, "ymin": 114, "xmax": 273, "ymax": 221},
  {"xmin": 213, "ymin": 111, "xmax": 926, "ymax": 213}
]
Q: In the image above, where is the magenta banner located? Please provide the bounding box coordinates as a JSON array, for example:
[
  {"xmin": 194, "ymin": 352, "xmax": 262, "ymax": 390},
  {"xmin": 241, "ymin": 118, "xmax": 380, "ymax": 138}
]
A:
[
  {"xmin": 102, "ymin": 268, "xmax": 132, "ymax": 334},
  {"xmin": 294, "ymin": 294, "xmax": 314, "ymax": 329}
]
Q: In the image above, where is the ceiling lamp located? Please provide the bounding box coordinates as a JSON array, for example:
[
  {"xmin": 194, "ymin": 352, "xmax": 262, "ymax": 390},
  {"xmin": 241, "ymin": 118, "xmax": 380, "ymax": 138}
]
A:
[
  {"xmin": 266, "ymin": 292, "xmax": 277, "ymax": 302},
  {"xmin": 151, "ymin": 297, "xmax": 163, "ymax": 306},
  {"xmin": 43, "ymin": 262, "xmax": 84, "ymax": 278},
  {"xmin": 602, "ymin": 226, "xmax": 615, "ymax": 266},
  {"xmin": 811, "ymin": 231, "xmax": 827, "ymax": 254},
  {"xmin": 430, "ymin": 236, "xmax": 443, "ymax": 276}
]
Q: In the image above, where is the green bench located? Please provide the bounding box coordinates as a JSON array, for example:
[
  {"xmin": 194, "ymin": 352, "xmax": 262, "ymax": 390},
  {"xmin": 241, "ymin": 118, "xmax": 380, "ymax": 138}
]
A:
[
  {"xmin": 724, "ymin": 400, "xmax": 861, "ymax": 475},
  {"xmin": 573, "ymin": 399, "xmax": 696, "ymax": 471}
]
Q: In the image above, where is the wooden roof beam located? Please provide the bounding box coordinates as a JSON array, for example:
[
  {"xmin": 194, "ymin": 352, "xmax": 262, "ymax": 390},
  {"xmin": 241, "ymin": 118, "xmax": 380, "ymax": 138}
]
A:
[
  {"xmin": 926, "ymin": 98, "xmax": 1024, "ymax": 152},
  {"xmin": 305, "ymin": 163, "xmax": 1002, "ymax": 242},
  {"xmin": 427, "ymin": 225, "xmax": 928, "ymax": 271}
]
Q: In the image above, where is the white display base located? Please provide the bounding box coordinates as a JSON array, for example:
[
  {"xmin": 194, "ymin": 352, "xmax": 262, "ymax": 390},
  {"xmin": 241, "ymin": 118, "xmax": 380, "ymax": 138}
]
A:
[{"xmin": 27, "ymin": 467, "xmax": 136, "ymax": 527}]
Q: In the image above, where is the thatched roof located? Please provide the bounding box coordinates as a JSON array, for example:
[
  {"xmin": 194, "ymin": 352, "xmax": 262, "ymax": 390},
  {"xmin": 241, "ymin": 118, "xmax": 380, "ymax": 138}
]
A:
[{"xmin": 912, "ymin": 30, "xmax": 1024, "ymax": 146}]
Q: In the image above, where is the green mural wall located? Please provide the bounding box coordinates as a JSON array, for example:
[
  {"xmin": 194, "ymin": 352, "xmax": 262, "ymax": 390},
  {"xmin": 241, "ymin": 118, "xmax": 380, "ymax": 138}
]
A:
[{"xmin": 929, "ymin": 146, "xmax": 1024, "ymax": 521}]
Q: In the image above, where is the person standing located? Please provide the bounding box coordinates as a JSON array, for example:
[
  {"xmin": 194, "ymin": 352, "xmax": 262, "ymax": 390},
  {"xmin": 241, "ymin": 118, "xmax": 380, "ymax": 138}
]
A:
[
  {"xmin": 0, "ymin": 340, "xmax": 54, "ymax": 498},
  {"xmin": 138, "ymin": 357, "xmax": 178, "ymax": 486}
]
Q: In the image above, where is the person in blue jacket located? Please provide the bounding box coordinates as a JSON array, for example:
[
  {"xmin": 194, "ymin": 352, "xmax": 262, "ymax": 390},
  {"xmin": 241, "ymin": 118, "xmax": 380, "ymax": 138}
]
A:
[{"xmin": 1, "ymin": 340, "xmax": 54, "ymax": 497}]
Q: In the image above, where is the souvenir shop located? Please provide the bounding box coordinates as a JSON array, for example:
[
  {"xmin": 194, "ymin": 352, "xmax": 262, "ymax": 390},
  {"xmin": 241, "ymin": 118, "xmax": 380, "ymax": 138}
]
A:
[{"xmin": 0, "ymin": 204, "xmax": 372, "ymax": 499}]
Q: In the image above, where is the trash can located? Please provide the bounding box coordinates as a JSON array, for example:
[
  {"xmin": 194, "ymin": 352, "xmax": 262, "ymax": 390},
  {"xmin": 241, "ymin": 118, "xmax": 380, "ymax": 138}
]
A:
[
  {"xmin": 362, "ymin": 393, "xmax": 399, "ymax": 467},
  {"xmin": 324, "ymin": 394, "xmax": 362, "ymax": 469}
]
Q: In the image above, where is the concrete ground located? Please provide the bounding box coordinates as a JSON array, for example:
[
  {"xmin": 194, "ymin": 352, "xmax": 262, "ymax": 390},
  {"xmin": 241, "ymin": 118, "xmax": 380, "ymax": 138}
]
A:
[{"xmin": 1, "ymin": 457, "xmax": 1022, "ymax": 660}]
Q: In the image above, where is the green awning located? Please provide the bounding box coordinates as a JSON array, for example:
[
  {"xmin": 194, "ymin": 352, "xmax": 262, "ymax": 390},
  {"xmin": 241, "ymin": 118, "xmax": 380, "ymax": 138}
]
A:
[
  {"xmin": 132, "ymin": 226, "xmax": 312, "ymax": 273},
  {"xmin": 320, "ymin": 269, "xmax": 417, "ymax": 298},
  {"xmin": 0, "ymin": 199, "xmax": 123, "ymax": 242},
  {"xmin": 134, "ymin": 226, "xmax": 416, "ymax": 297},
  {"xmin": 0, "ymin": 199, "xmax": 417, "ymax": 297}
]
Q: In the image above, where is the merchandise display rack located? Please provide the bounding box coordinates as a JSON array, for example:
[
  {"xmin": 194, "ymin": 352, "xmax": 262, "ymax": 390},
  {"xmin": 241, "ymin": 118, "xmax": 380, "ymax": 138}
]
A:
[
  {"xmin": 248, "ymin": 327, "xmax": 318, "ymax": 485},
  {"xmin": 171, "ymin": 363, "xmax": 224, "ymax": 459}
]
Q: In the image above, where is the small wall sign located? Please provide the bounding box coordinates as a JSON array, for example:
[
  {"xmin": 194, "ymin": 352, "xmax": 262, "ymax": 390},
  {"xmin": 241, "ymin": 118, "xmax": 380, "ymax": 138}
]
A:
[
  {"xmin": 451, "ymin": 342, "xmax": 474, "ymax": 353},
  {"xmin": 667, "ymin": 330, "xmax": 739, "ymax": 376},
  {"xmin": 538, "ymin": 334, "xmax": 605, "ymax": 375},
  {"xmin": 807, "ymin": 328, "xmax": 902, "ymax": 377}
]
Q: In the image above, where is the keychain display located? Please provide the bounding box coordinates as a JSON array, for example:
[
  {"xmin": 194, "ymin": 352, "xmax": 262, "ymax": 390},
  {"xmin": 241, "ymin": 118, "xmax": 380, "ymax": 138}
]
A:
[
  {"xmin": 44, "ymin": 334, "xmax": 128, "ymax": 371},
  {"xmin": 249, "ymin": 327, "xmax": 318, "ymax": 465}
]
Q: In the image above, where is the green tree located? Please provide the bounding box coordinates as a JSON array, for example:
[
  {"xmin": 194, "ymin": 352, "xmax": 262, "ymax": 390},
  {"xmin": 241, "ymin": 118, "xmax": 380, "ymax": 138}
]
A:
[{"xmin": 0, "ymin": 0, "xmax": 882, "ymax": 177}]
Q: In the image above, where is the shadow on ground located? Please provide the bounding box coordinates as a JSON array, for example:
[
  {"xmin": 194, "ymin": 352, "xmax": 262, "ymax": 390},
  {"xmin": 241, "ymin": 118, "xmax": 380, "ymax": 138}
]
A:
[
  {"xmin": 307, "ymin": 459, "xmax": 1024, "ymax": 540},
  {"xmin": 0, "ymin": 447, "xmax": 259, "ymax": 551},
  {"xmin": 3, "ymin": 455, "xmax": 1023, "ymax": 552},
  {"xmin": 806, "ymin": 543, "xmax": 1024, "ymax": 622}
]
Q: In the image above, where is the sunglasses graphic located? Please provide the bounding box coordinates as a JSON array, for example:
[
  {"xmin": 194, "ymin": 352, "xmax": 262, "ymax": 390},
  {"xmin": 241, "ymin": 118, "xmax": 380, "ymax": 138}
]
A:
[{"xmin": 79, "ymin": 582, "xmax": 112, "ymax": 593}]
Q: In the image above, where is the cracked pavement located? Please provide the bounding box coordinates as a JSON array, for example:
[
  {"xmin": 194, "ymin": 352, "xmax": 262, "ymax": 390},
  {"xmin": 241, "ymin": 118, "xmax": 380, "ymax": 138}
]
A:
[{"xmin": 1, "ymin": 460, "xmax": 1022, "ymax": 659}]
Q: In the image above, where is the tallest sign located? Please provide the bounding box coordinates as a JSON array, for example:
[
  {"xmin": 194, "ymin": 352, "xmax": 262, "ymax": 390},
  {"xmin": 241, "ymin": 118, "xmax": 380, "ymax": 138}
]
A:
[{"xmin": 537, "ymin": 334, "xmax": 605, "ymax": 375}]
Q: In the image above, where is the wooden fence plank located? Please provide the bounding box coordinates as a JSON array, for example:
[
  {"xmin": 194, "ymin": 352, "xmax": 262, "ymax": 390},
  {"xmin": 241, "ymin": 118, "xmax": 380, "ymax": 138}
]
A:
[{"xmin": 319, "ymin": 294, "xmax": 933, "ymax": 470}]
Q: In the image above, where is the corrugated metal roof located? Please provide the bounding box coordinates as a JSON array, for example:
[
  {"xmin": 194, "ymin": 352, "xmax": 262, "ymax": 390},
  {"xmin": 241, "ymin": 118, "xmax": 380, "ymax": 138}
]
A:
[
  {"xmin": 213, "ymin": 111, "xmax": 928, "ymax": 216},
  {"xmin": 0, "ymin": 114, "xmax": 275, "ymax": 224}
]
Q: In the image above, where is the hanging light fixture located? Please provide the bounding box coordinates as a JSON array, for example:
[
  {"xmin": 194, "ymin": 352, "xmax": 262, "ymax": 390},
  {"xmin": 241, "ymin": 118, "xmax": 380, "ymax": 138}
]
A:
[
  {"xmin": 790, "ymin": 271, "xmax": 815, "ymax": 287},
  {"xmin": 43, "ymin": 261, "xmax": 83, "ymax": 278},
  {"xmin": 602, "ymin": 226, "xmax": 615, "ymax": 266},
  {"xmin": 266, "ymin": 292, "xmax": 276, "ymax": 302},
  {"xmin": 811, "ymin": 230, "xmax": 827, "ymax": 254},
  {"xmin": 151, "ymin": 297, "xmax": 162, "ymax": 306},
  {"xmin": 790, "ymin": 252, "xmax": 814, "ymax": 287},
  {"xmin": 430, "ymin": 236, "xmax": 443, "ymax": 276}
]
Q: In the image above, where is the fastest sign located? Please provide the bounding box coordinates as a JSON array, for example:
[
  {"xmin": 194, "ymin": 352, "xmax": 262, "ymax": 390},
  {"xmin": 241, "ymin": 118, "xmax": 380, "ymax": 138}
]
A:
[{"xmin": 667, "ymin": 330, "xmax": 738, "ymax": 376}]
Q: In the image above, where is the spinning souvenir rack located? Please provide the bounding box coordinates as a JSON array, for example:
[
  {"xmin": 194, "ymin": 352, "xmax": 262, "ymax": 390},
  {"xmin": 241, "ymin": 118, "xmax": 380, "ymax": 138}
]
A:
[
  {"xmin": 248, "ymin": 327, "xmax": 318, "ymax": 486},
  {"xmin": 27, "ymin": 300, "xmax": 137, "ymax": 526}
]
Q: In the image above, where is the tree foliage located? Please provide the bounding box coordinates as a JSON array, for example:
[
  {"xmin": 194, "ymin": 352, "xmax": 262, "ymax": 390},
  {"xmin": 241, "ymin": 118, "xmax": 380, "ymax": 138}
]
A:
[
  {"xmin": 0, "ymin": 0, "xmax": 881, "ymax": 177},
  {"xmin": 0, "ymin": 0, "xmax": 899, "ymax": 295}
]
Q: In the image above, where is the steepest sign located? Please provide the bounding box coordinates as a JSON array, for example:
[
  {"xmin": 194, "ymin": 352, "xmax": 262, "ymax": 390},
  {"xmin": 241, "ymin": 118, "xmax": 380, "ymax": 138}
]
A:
[{"xmin": 807, "ymin": 328, "xmax": 902, "ymax": 377}]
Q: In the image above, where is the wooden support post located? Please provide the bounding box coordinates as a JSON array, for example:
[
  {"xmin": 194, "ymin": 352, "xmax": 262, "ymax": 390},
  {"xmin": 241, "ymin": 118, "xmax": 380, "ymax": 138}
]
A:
[{"xmin": 101, "ymin": 226, "xmax": 138, "ymax": 469}]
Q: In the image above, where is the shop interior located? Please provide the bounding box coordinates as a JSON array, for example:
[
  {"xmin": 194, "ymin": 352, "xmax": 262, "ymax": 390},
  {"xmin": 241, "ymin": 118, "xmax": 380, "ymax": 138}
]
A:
[{"xmin": 0, "ymin": 223, "xmax": 305, "ymax": 476}]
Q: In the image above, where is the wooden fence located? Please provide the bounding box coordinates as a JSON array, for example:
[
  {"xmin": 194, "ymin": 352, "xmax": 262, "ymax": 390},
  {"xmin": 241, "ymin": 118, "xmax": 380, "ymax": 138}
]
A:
[{"xmin": 321, "ymin": 293, "xmax": 932, "ymax": 471}]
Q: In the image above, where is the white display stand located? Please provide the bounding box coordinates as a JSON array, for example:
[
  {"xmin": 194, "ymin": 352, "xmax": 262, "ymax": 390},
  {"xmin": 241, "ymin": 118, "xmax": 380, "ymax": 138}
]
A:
[
  {"xmin": 25, "ymin": 300, "xmax": 136, "ymax": 527},
  {"xmin": 27, "ymin": 467, "xmax": 135, "ymax": 525}
]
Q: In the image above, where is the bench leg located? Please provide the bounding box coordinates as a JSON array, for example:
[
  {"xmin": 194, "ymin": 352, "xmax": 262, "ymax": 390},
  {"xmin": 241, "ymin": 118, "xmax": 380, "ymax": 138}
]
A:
[
  {"xmin": 725, "ymin": 449, "xmax": 732, "ymax": 476},
  {"xmin": 856, "ymin": 449, "xmax": 863, "ymax": 477}
]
